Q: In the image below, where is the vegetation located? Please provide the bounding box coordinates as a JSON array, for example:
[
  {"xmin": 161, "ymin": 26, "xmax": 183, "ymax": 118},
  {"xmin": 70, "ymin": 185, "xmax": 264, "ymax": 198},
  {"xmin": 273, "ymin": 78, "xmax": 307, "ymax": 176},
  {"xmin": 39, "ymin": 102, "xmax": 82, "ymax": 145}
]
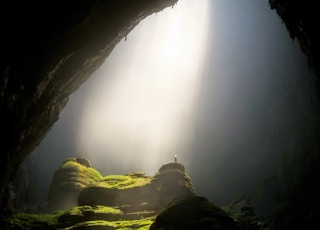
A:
[
  {"xmin": 7, "ymin": 206, "xmax": 154, "ymax": 230},
  {"xmin": 58, "ymin": 159, "xmax": 151, "ymax": 190},
  {"xmin": 64, "ymin": 217, "xmax": 154, "ymax": 230},
  {"xmin": 59, "ymin": 159, "xmax": 103, "ymax": 183},
  {"xmin": 66, "ymin": 205, "xmax": 123, "ymax": 215},
  {"xmin": 6, "ymin": 211, "xmax": 63, "ymax": 230},
  {"xmin": 96, "ymin": 174, "xmax": 152, "ymax": 189},
  {"xmin": 11, "ymin": 161, "xmax": 195, "ymax": 229}
]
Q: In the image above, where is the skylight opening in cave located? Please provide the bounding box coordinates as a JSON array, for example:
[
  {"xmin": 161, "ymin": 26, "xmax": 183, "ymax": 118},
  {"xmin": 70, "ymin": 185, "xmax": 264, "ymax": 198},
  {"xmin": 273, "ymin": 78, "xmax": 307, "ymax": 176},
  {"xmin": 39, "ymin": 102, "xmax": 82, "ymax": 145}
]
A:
[{"xmin": 74, "ymin": 0, "xmax": 212, "ymax": 174}]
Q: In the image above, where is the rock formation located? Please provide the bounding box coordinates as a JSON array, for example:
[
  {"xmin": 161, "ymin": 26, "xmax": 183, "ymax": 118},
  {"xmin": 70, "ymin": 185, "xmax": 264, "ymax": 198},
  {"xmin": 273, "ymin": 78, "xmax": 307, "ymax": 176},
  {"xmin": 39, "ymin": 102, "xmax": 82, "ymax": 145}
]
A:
[
  {"xmin": 269, "ymin": 0, "xmax": 320, "ymax": 71},
  {"xmin": 48, "ymin": 158, "xmax": 102, "ymax": 211},
  {"xmin": 48, "ymin": 159, "xmax": 194, "ymax": 214},
  {"xmin": 150, "ymin": 196, "xmax": 238, "ymax": 230},
  {"xmin": 6, "ymin": 160, "xmax": 197, "ymax": 229},
  {"xmin": 268, "ymin": 2, "xmax": 320, "ymax": 228},
  {"xmin": 6, "ymin": 163, "xmax": 270, "ymax": 230},
  {"xmin": 78, "ymin": 162, "xmax": 194, "ymax": 211}
]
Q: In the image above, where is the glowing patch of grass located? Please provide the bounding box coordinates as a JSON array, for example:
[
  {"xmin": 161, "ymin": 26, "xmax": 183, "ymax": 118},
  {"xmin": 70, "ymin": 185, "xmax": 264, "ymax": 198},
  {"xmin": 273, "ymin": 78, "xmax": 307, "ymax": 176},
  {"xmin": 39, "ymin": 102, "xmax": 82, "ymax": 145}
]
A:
[
  {"xmin": 98, "ymin": 174, "xmax": 152, "ymax": 189},
  {"xmin": 7, "ymin": 211, "xmax": 63, "ymax": 229},
  {"xmin": 8, "ymin": 210, "xmax": 154, "ymax": 230},
  {"xmin": 65, "ymin": 205, "xmax": 123, "ymax": 216},
  {"xmin": 65, "ymin": 217, "xmax": 154, "ymax": 230},
  {"xmin": 59, "ymin": 160, "xmax": 103, "ymax": 183},
  {"xmin": 112, "ymin": 217, "xmax": 154, "ymax": 229}
]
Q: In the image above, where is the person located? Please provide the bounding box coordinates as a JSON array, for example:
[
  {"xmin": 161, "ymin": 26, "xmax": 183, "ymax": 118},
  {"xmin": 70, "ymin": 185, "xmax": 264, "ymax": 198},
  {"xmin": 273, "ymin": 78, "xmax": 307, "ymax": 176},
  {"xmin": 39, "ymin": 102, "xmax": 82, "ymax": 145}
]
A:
[{"xmin": 174, "ymin": 154, "xmax": 178, "ymax": 163}]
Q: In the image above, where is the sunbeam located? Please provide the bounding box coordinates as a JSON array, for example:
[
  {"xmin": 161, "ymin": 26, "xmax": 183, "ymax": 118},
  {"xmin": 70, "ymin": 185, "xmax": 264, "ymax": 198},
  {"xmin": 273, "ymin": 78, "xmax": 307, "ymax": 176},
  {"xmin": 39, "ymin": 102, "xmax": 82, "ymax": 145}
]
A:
[{"xmin": 75, "ymin": 0, "xmax": 212, "ymax": 175}]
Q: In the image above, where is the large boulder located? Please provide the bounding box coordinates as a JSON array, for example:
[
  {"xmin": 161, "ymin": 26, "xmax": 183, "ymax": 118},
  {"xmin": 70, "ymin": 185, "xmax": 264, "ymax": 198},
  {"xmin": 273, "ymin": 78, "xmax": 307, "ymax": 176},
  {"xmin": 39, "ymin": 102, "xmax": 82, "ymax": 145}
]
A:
[
  {"xmin": 150, "ymin": 196, "xmax": 238, "ymax": 230},
  {"xmin": 78, "ymin": 162, "xmax": 194, "ymax": 212},
  {"xmin": 48, "ymin": 158, "xmax": 102, "ymax": 211}
]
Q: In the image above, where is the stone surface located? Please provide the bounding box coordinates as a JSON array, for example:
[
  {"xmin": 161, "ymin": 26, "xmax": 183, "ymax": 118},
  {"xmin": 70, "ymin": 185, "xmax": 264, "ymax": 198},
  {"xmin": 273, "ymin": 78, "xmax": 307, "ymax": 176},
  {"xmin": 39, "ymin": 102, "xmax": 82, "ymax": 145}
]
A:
[
  {"xmin": 269, "ymin": 0, "xmax": 320, "ymax": 72},
  {"xmin": 77, "ymin": 162, "xmax": 194, "ymax": 212},
  {"xmin": 48, "ymin": 160, "xmax": 194, "ymax": 214},
  {"xmin": 268, "ymin": 2, "xmax": 320, "ymax": 228},
  {"xmin": 150, "ymin": 196, "xmax": 238, "ymax": 230},
  {"xmin": 7, "ymin": 161, "xmax": 195, "ymax": 229},
  {"xmin": 48, "ymin": 158, "xmax": 102, "ymax": 211}
]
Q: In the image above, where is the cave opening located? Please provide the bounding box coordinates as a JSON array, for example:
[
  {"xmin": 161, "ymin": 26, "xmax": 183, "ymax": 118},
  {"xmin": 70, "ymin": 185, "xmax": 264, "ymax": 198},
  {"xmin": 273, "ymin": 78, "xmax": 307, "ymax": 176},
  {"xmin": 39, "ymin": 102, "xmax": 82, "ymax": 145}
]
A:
[
  {"xmin": 9, "ymin": 0, "xmax": 319, "ymax": 223},
  {"xmin": 21, "ymin": 0, "xmax": 211, "ymax": 213}
]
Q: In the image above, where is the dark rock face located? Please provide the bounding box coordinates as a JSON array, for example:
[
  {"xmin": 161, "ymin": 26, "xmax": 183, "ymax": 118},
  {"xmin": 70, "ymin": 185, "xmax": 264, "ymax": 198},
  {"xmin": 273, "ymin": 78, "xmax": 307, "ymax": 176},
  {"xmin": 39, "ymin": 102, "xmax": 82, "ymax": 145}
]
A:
[
  {"xmin": 159, "ymin": 162, "xmax": 185, "ymax": 173},
  {"xmin": 10, "ymin": 163, "xmax": 30, "ymax": 212},
  {"xmin": 150, "ymin": 196, "xmax": 238, "ymax": 230},
  {"xmin": 269, "ymin": 0, "xmax": 320, "ymax": 71},
  {"xmin": 0, "ymin": 0, "xmax": 178, "ymax": 215},
  {"xmin": 78, "ymin": 162, "xmax": 194, "ymax": 212},
  {"xmin": 225, "ymin": 196, "xmax": 270, "ymax": 230},
  {"xmin": 267, "ymin": 2, "xmax": 320, "ymax": 228}
]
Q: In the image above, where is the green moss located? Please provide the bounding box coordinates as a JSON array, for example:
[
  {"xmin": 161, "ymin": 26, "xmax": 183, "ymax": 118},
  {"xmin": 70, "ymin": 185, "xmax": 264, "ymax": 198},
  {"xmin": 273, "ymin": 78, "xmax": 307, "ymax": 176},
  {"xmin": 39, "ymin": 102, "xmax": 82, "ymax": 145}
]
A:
[
  {"xmin": 97, "ymin": 174, "xmax": 152, "ymax": 189},
  {"xmin": 66, "ymin": 205, "xmax": 123, "ymax": 215},
  {"xmin": 59, "ymin": 159, "xmax": 103, "ymax": 183},
  {"xmin": 183, "ymin": 173, "xmax": 194, "ymax": 192},
  {"xmin": 7, "ymin": 206, "xmax": 129, "ymax": 229},
  {"xmin": 7, "ymin": 211, "xmax": 63, "ymax": 230},
  {"xmin": 7, "ymin": 209, "xmax": 155, "ymax": 230},
  {"xmin": 93, "ymin": 205, "xmax": 123, "ymax": 215},
  {"xmin": 112, "ymin": 217, "xmax": 154, "ymax": 229},
  {"xmin": 103, "ymin": 175, "xmax": 130, "ymax": 182},
  {"xmin": 65, "ymin": 217, "xmax": 154, "ymax": 230}
]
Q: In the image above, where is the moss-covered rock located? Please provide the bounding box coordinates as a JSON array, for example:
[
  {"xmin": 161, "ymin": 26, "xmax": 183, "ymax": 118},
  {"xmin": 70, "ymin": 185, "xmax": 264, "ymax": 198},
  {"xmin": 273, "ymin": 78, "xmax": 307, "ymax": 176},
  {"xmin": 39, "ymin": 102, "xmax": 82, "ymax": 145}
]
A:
[
  {"xmin": 6, "ymin": 205, "xmax": 154, "ymax": 230},
  {"xmin": 27, "ymin": 160, "xmax": 195, "ymax": 229},
  {"xmin": 6, "ymin": 211, "xmax": 63, "ymax": 230},
  {"xmin": 77, "ymin": 162, "xmax": 194, "ymax": 211},
  {"xmin": 9, "ymin": 162, "xmax": 259, "ymax": 230},
  {"xmin": 150, "ymin": 196, "xmax": 238, "ymax": 230},
  {"xmin": 152, "ymin": 165, "xmax": 194, "ymax": 208},
  {"xmin": 48, "ymin": 158, "xmax": 103, "ymax": 211}
]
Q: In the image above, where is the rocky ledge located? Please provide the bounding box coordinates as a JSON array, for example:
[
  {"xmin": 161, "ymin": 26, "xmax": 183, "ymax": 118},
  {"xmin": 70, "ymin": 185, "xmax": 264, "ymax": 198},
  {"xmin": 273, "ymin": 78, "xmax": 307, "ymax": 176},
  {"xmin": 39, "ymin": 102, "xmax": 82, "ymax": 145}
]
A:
[
  {"xmin": 5, "ymin": 159, "xmax": 270, "ymax": 230},
  {"xmin": 48, "ymin": 158, "xmax": 194, "ymax": 213}
]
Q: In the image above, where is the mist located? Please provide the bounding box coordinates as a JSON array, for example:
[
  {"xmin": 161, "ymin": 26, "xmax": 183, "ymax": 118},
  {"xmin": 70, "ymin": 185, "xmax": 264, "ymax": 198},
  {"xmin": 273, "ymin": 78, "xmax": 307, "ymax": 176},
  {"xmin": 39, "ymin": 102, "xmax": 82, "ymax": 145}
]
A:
[{"xmin": 25, "ymin": 0, "xmax": 314, "ymax": 215}]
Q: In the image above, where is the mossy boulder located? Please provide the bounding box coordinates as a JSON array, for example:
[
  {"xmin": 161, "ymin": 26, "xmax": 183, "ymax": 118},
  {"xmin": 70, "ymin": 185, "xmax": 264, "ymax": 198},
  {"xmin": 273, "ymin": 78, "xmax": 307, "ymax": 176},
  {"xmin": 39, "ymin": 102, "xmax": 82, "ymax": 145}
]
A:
[
  {"xmin": 48, "ymin": 158, "xmax": 103, "ymax": 211},
  {"xmin": 77, "ymin": 163, "xmax": 194, "ymax": 211},
  {"xmin": 150, "ymin": 196, "xmax": 238, "ymax": 230},
  {"xmin": 6, "ymin": 205, "xmax": 155, "ymax": 230},
  {"xmin": 152, "ymin": 164, "xmax": 194, "ymax": 207}
]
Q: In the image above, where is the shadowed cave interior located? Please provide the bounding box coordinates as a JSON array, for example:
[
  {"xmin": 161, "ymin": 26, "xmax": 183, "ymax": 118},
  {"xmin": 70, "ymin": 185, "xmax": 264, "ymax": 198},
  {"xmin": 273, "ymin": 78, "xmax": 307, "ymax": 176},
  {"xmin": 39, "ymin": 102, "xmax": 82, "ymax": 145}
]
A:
[{"xmin": 1, "ymin": 0, "xmax": 320, "ymax": 229}]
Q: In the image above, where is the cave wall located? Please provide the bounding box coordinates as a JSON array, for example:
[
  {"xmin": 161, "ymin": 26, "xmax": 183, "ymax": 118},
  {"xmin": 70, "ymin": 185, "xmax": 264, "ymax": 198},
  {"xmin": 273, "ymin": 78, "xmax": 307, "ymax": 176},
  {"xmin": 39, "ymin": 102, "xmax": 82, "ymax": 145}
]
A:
[
  {"xmin": 0, "ymin": 0, "xmax": 178, "ymax": 215},
  {"xmin": 1, "ymin": 0, "xmax": 320, "ymax": 227},
  {"xmin": 269, "ymin": 0, "xmax": 320, "ymax": 74},
  {"xmin": 268, "ymin": 1, "xmax": 320, "ymax": 228}
]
